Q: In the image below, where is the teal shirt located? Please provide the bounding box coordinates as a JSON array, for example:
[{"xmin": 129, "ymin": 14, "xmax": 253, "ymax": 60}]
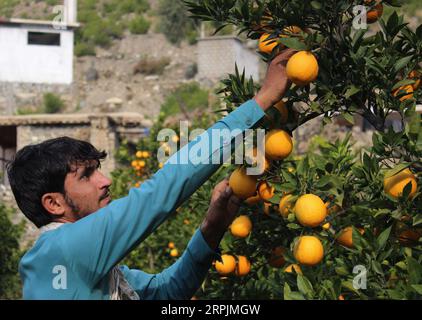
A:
[{"xmin": 19, "ymin": 100, "xmax": 265, "ymax": 300}]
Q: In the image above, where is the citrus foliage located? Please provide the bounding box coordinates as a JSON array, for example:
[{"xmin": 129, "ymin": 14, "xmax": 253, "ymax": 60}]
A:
[
  {"xmin": 179, "ymin": 0, "xmax": 422, "ymax": 299},
  {"xmin": 110, "ymin": 0, "xmax": 422, "ymax": 300}
]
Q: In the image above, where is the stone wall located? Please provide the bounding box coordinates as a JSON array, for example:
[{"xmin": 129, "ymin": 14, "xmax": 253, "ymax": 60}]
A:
[{"xmin": 0, "ymin": 82, "xmax": 74, "ymax": 115}]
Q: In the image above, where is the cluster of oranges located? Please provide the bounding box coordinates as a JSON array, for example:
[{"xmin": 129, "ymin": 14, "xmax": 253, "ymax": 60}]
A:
[
  {"xmin": 131, "ymin": 150, "xmax": 150, "ymax": 171},
  {"xmin": 215, "ymin": 103, "xmax": 420, "ymax": 276},
  {"xmin": 214, "ymin": 255, "xmax": 251, "ymax": 277},
  {"xmin": 168, "ymin": 241, "xmax": 179, "ymax": 257}
]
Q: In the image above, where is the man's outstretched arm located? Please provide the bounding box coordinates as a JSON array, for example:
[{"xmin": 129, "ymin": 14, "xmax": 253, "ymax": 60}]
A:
[{"xmin": 58, "ymin": 50, "xmax": 296, "ymax": 286}]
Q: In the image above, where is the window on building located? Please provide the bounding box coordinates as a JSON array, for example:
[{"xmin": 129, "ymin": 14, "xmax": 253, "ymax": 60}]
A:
[{"xmin": 28, "ymin": 32, "xmax": 61, "ymax": 46}]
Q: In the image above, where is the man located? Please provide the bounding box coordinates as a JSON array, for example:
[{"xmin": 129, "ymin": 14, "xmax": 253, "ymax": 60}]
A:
[{"xmin": 6, "ymin": 49, "xmax": 295, "ymax": 300}]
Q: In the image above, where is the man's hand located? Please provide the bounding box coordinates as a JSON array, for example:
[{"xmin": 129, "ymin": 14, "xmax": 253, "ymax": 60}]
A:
[
  {"xmin": 254, "ymin": 48, "xmax": 297, "ymax": 111},
  {"xmin": 200, "ymin": 179, "xmax": 242, "ymax": 250}
]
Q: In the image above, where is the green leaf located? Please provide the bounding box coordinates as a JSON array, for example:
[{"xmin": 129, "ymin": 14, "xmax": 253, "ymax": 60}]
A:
[
  {"xmin": 384, "ymin": 163, "xmax": 411, "ymax": 179},
  {"xmin": 392, "ymin": 79, "xmax": 417, "ymax": 91},
  {"xmin": 345, "ymin": 86, "xmax": 361, "ymax": 99},
  {"xmin": 413, "ymin": 214, "xmax": 422, "ymax": 227},
  {"xmin": 407, "ymin": 256, "xmax": 422, "ymax": 284},
  {"xmin": 393, "ymin": 56, "xmax": 413, "ymax": 74},
  {"xmin": 279, "ymin": 37, "xmax": 309, "ymax": 51},
  {"xmin": 297, "ymin": 274, "xmax": 314, "ymax": 298},
  {"xmin": 310, "ymin": 1, "xmax": 322, "ymax": 10},
  {"xmin": 376, "ymin": 226, "xmax": 392, "ymax": 252},
  {"xmin": 411, "ymin": 285, "xmax": 422, "ymax": 295},
  {"xmin": 371, "ymin": 260, "xmax": 384, "ymax": 275},
  {"xmin": 342, "ymin": 113, "xmax": 355, "ymax": 125}
]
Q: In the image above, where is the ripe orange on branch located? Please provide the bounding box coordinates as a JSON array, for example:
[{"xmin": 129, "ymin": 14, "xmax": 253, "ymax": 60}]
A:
[
  {"xmin": 392, "ymin": 85, "xmax": 414, "ymax": 102},
  {"xmin": 336, "ymin": 227, "xmax": 364, "ymax": 248},
  {"xmin": 235, "ymin": 256, "xmax": 251, "ymax": 276},
  {"xmin": 230, "ymin": 215, "xmax": 252, "ymax": 238},
  {"xmin": 264, "ymin": 129, "xmax": 293, "ymax": 160},
  {"xmin": 286, "ymin": 51, "xmax": 319, "ymax": 86},
  {"xmin": 229, "ymin": 167, "xmax": 258, "ymax": 199},
  {"xmin": 294, "ymin": 194, "xmax": 327, "ymax": 227},
  {"xmin": 293, "ymin": 236, "xmax": 324, "ymax": 266},
  {"xmin": 278, "ymin": 194, "xmax": 294, "ymax": 218},
  {"xmin": 258, "ymin": 33, "xmax": 278, "ymax": 54},
  {"xmin": 284, "ymin": 264, "xmax": 303, "ymax": 275},
  {"xmin": 257, "ymin": 181, "xmax": 275, "ymax": 201},
  {"xmin": 215, "ymin": 254, "xmax": 236, "ymax": 275},
  {"xmin": 383, "ymin": 168, "xmax": 417, "ymax": 199},
  {"xmin": 408, "ymin": 70, "xmax": 421, "ymax": 90},
  {"xmin": 365, "ymin": 1, "xmax": 384, "ymax": 24}
]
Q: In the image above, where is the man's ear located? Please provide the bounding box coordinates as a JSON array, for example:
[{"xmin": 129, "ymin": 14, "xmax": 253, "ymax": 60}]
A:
[{"xmin": 41, "ymin": 193, "xmax": 66, "ymax": 216}]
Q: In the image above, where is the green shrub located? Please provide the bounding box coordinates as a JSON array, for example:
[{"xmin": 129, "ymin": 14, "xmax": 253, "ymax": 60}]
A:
[
  {"xmin": 129, "ymin": 16, "xmax": 150, "ymax": 35},
  {"xmin": 0, "ymin": 205, "xmax": 24, "ymax": 299},
  {"xmin": 133, "ymin": 56, "xmax": 171, "ymax": 76},
  {"xmin": 161, "ymin": 82, "xmax": 209, "ymax": 117},
  {"xmin": 157, "ymin": 0, "xmax": 199, "ymax": 45},
  {"xmin": 74, "ymin": 41, "xmax": 96, "ymax": 57},
  {"xmin": 43, "ymin": 93, "xmax": 64, "ymax": 114}
]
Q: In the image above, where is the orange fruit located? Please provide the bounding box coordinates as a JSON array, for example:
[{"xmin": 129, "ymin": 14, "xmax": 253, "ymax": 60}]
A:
[
  {"xmin": 136, "ymin": 151, "xmax": 143, "ymax": 158},
  {"xmin": 168, "ymin": 242, "xmax": 175, "ymax": 249},
  {"xmin": 229, "ymin": 167, "xmax": 258, "ymax": 199},
  {"xmin": 294, "ymin": 194, "xmax": 327, "ymax": 227},
  {"xmin": 278, "ymin": 194, "xmax": 294, "ymax": 218},
  {"xmin": 131, "ymin": 160, "xmax": 138, "ymax": 168},
  {"xmin": 230, "ymin": 215, "xmax": 252, "ymax": 238},
  {"xmin": 170, "ymin": 249, "xmax": 179, "ymax": 257},
  {"xmin": 322, "ymin": 222, "xmax": 331, "ymax": 230},
  {"xmin": 294, "ymin": 236, "xmax": 324, "ymax": 266},
  {"xmin": 409, "ymin": 70, "xmax": 421, "ymax": 90},
  {"xmin": 215, "ymin": 254, "xmax": 236, "ymax": 275},
  {"xmin": 398, "ymin": 229, "xmax": 421, "ymax": 247},
  {"xmin": 139, "ymin": 160, "xmax": 146, "ymax": 168},
  {"xmin": 284, "ymin": 264, "xmax": 302, "ymax": 275},
  {"xmin": 336, "ymin": 227, "xmax": 364, "ymax": 248},
  {"xmin": 245, "ymin": 193, "xmax": 262, "ymax": 206},
  {"xmin": 338, "ymin": 295, "xmax": 345, "ymax": 300},
  {"xmin": 384, "ymin": 168, "xmax": 417, "ymax": 199},
  {"xmin": 273, "ymin": 100, "xmax": 289, "ymax": 123},
  {"xmin": 392, "ymin": 85, "xmax": 414, "ymax": 101},
  {"xmin": 268, "ymin": 247, "xmax": 286, "ymax": 268},
  {"xmin": 286, "ymin": 51, "xmax": 319, "ymax": 86},
  {"xmin": 366, "ymin": 2, "xmax": 384, "ymax": 24},
  {"xmin": 235, "ymin": 256, "xmax": 251, "ymax": 276},
  {"xmin": 258, "ymin": 33, "xmax": 279, "ymax": 54},
  {"xmin": 257, "ymin": 181, "xmax": 275, "ymax": 201},
  {"xmin": 264, "ymin": 129, "xmax": 293, "ymax": 161}
]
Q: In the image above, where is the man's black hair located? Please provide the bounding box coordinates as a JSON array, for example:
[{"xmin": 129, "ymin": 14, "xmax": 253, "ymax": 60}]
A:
[{"xmin": 6, "ymin": 137, "xmax": 107, "ymax": 228}]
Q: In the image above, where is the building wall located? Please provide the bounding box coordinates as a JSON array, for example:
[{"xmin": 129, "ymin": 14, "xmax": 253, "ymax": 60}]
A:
[
  {"xmin": 0, "ymin": 25, "xmax": 74, "ymax": 84},
  {"xmin": 197, "ymin": 36, "xmax": 260, "ymax": 84}
]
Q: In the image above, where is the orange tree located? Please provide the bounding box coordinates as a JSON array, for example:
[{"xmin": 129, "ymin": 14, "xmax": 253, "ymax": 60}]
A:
[{"xmin": 179, "ymin": 0, "xmax": 422, "ymax": 299}]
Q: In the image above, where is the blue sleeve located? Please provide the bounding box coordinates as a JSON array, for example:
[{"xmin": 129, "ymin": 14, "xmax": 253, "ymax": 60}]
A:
[
  {"xmin": 59, "ymin": 100, "xmax": 264, "ymax": 285},
  {"xmin": 121, "ymin": 228, "xmax": 218, "ymax": 299}
]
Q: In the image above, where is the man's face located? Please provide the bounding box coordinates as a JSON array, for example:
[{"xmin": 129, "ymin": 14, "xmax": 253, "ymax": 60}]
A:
[{"xmin": 62, "ymin": 160, "xmax": 112, "ymax": 220}]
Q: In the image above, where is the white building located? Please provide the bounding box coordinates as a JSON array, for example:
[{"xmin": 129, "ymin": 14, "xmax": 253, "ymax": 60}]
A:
[
  {"xmin": 0, "ymin": 0, "xmax": 79, "ymax": 85},
  {"xmin": 197, "ymin": 36, "xmax": 261, "ymax": 84}
]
